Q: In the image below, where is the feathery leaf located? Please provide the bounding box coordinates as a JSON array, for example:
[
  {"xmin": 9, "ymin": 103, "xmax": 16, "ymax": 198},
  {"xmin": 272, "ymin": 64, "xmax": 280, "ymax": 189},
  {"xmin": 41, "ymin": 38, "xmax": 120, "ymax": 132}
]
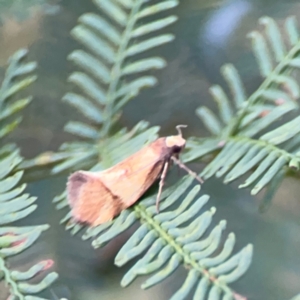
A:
[
  {"xmin": 0, "ymin": 49, "xmax": 57, "ymax": 299},
  {"xmin": 0, "ymin": 148, "xmax": 58, "ymax": 298},
  {"xmin": 61, "ymin": 176, "xmax": 252, "ymax": 299},
  {"xmin": 0, "ymin": 49, "xmax": 36, "ymax": 139},
  {"xmin": 190, "ymin": 15, "xmax": 300, "ymax": 201},
  {"xmin": 28, "ymin": 0, "xmax": 179, "ymax": 177}
]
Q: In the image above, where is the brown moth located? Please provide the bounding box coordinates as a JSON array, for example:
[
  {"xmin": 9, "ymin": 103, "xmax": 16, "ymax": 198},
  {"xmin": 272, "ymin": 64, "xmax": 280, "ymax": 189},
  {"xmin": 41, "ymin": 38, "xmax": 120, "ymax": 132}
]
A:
[{"xmin": 67, "ymin": 125, "xmax": 203, "ymax": 227}]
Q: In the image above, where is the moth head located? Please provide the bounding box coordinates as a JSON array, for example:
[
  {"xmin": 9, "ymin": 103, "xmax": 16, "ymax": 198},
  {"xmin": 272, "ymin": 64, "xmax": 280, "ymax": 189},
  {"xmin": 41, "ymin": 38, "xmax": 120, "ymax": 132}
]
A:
[{"xmin": 165, "ymin": 125, "xmax": 187, "ymax": 154}]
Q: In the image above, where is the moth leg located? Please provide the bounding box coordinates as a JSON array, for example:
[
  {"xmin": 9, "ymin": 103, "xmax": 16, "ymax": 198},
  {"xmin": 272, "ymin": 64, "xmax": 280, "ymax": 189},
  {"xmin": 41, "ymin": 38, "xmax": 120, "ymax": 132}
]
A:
[
  {"xmin": 171, "ymin": 156, "xmax": 204, "ymax": 184},
  {"xmin": 156, "ymin": 161, "xmax": 169, "ymax": 213}
]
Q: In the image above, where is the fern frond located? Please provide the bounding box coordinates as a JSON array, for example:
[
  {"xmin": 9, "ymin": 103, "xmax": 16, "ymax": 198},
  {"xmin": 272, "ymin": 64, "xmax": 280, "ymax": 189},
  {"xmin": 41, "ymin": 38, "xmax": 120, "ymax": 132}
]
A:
[
  {"xmin": 187, "ymin": 16, "xmax": 300, "ymax": 200},
  {"xmin": 197, "ymin": 62, "xmax": 298, "ymax": 140},
  {"xmin": 57, "ymin": 176, "xmax": 252, "ymax": 299},
  {"xmin": 197, "ymin": 16, "xmax": 300, "ymax": 138},
  {"xmin": 199, "ymin": 112, "xmax": 300, "ymax": 196},
  {"xmin": 64, "ymin": 0, "xmax": 178, "ymax": 129},
  {"xmin": 19, "ymin": 1, "xmax": 178, "ymax": 179},
  {"xmin": 200, "ymin": 135, "xmax": 300, "ymax": 195},
  {"xmin": 196, "ymin": 112, "xmax": 300, "ymax": 196},
  {"xmin": 0, "ymin": 148, "xmax": 58, "ymax": 299},
  {"xmin": 0, "ymin": 49, "xmax": 36, "ymax": 139},
  {"xmin": 0, "ymin": 50, "xmax": 57, "ymax": 299},
  {"xmin": 46, "ymin": 0, "xmax": 178, "ymax": 175}
]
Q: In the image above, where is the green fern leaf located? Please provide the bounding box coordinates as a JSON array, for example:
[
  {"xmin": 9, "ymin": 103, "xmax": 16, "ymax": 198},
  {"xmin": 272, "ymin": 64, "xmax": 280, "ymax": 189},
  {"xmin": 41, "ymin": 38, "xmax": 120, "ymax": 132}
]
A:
[
  {"xmin": 213, "ymin": 16, "xmax": 300, "ymax": 133},
  {"xmin": 59, "ymin": 176, "xmax": 252, "ymax": 300},
  {"xmin": 285, "ymin": 16, "xmax": 299, "ymax": 46},
  {"xmin": 68, "ymin": 0, "xmax": 178, "ymax": 130},
  {"xmin": 0, "ymin": 50, "xmax": 58, "ymax": 299},
  {"xmin": 18, "ymin": 0, "xmax": 179, "ymax": 180},
  {"xmin": 0, "ymin": 148, "xmax": 58, "ymax": 299},
  {"xmin": 198, "ymin": 132, "xmax": 300, "ymax": 195},
  {"xmin": 33, "ymin": 0, "xmax": 178, "ymax": 176},
  {"xmin": 19, "ymin": 0, "xmax": 179, "ymax": 179},
  {"xmin": 188, "ymin": 15, "xmax": 300, "ymax": 201},
  {"xmin": 0, "ymin": 49, "xmax": 36, "ymax": 139}
]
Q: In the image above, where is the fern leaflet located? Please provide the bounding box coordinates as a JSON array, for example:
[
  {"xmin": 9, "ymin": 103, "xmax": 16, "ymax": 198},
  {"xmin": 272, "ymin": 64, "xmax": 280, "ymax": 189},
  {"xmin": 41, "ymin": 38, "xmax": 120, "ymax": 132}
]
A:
[
  {"xmin": 55, "ymin": 172, "xmax": 252, "ymax": 300},
  {"xmin": 47, "ymin": 0, "xmax": 179, "ymax": 175},
  {"xmin": 0, "ymin": 50, "xmax": 58, "ymax": 300},
  {"xmin": 0, "ymin": 49, "xmax": 36, "ymax": 139},
  {"xmin": 186, "ymin": 16, "xmax": 300, "ymax": 204}
]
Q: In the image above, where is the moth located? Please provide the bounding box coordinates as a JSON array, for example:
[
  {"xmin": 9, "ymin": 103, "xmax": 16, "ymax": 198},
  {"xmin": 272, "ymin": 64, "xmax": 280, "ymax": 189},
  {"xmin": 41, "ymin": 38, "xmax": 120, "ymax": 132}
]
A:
[{"xmin": 67, "ymin": 125, "xmax": 203, "ymax": 227}]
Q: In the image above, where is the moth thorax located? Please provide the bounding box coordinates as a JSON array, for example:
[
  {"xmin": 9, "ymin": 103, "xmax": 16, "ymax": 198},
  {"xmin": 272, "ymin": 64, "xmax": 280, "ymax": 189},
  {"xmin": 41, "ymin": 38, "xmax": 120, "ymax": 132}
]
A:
[{"xmin": 165, "ymin": 135, "xmax": 186, "ymax": 152}]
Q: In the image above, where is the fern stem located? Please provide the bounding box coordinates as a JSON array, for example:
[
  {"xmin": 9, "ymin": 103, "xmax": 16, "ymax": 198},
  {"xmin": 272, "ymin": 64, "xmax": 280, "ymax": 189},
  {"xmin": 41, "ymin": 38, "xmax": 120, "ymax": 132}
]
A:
[
  {"xmin": 228, "ymin": 40, "xmax": 300, "ymax": 136},
  {"xmin": 231, "ymin": 136, "xmax": 294, "ymax": 160},
  {"xmin": 134, "ymin": 204, "xmax": 234, "ymax": 296},
  {"xmin": 101, "ymin": 0, "xmax": 144, "ymax": 138},
  {"xmin": 0, "ymin": 257, "xmax": 24, "ymax": 299}
]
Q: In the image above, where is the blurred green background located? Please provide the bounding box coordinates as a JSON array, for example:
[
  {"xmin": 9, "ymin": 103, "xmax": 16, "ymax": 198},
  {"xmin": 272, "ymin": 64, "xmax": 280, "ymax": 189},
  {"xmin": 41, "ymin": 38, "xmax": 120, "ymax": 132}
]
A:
[{"xmin": 1, "ymin": 0, "xmax": 300, "ymax": 299}]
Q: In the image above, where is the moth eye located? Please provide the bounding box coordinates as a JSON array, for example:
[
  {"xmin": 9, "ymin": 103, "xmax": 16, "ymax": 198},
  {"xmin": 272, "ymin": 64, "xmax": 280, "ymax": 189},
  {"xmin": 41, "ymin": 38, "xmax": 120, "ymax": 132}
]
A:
[{"xmin": 172, "ymin": 145, "xmax": 182, "ymax": 153}]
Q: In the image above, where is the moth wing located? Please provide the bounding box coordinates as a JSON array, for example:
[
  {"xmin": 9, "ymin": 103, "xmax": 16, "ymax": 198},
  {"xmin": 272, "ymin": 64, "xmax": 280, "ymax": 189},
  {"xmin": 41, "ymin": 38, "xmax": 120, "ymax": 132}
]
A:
[
  {"xmin": 99, "ymin": 157, "xmax": 165, "ymax": 208},
  {"xmin": 67, "ymin": 138, "xmax": 169, "ymax": 226},
  {"xmin": 98, "ymin": 139, "xmax": 169, "ymax": 207},
  {"xmin": 67, "ymin": 171, "xmax": 124, "ymax": 226},
  {"xmin": 68, "ymin": 157, "xmax": 164, "ymax": 226}
]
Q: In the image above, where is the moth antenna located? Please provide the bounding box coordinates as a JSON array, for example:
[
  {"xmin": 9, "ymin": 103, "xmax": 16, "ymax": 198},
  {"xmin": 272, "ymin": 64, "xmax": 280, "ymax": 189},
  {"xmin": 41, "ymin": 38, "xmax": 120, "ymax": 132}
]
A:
[
  {"xmin": 171, "ymin": 156, "xmax": 204, "ymax": 184},
  {"xmin": 176, "ymin": 124, "xmax": 187, "ymax": 137}
]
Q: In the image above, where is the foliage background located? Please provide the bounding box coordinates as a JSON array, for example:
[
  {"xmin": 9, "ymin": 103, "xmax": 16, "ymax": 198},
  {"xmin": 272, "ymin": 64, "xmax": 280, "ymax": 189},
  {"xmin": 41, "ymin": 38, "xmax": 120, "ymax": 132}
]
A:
[{"xmin": 1, "ymin": 0, "xmax": 300, "ymax": 299}]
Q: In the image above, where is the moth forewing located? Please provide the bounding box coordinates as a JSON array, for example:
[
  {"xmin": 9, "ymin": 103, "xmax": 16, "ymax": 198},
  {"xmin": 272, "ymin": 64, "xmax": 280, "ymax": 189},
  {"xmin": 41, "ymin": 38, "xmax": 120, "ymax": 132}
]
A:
[
  {"xmin": 68, "ymin": 171, "xmax": 125, "ymax": 225},
  {"xmin": 67, "ymin": 125, "xmax": 202, "ymax": 227},
  {"xmin": 67, "ymin": 138, "xmax": 169, "ymax": 226}
]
